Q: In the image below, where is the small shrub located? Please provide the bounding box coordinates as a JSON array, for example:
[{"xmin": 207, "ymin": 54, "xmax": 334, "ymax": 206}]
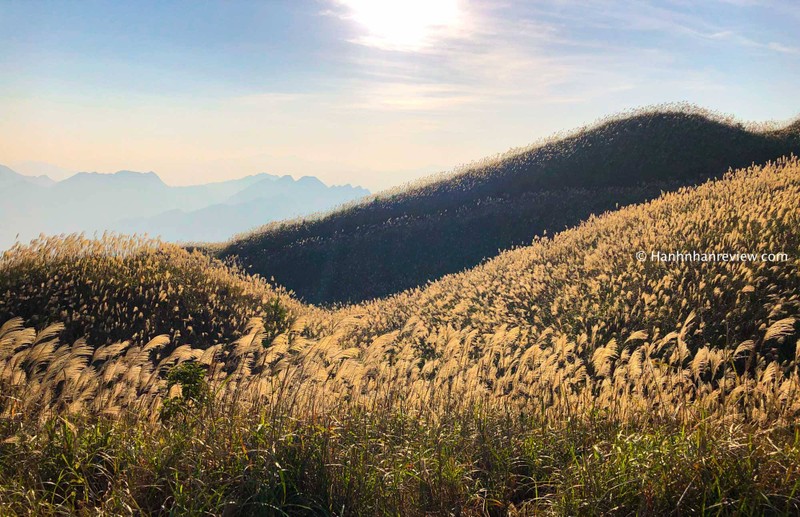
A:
[{"xmin": 160, "ymin": 362, "xmax": 209, "ymax": 423}]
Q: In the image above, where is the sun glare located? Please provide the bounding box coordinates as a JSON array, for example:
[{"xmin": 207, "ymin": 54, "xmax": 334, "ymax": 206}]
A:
[{"xmin": 341, "ymin": 0, "xmax": 460, "ymax": 51}]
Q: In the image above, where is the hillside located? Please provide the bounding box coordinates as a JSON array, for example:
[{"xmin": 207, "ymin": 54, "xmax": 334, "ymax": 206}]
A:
[
  {"xmin": 321, "ymin": 156, "xmax": 799, "ymax": 406},
  {"xmin": 0, "ymin": 235, "xmax": 299, "ymax": 352},
  {"xmin": 4, "ymin": 155, "xmax": 798, "ymax": 415},
  {"xmin": 209, "ymin": 155, "xmax": 797, "ymax": 413},
  {"xmin": 214, "ymin": 106, "xmax": 800, "ymax": 305},
  {"xmin": 1, "ymin": 157, "xmax": 798, "ymax": 514}
]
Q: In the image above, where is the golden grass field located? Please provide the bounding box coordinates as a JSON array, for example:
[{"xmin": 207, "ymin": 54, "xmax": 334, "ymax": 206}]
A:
[{"xmin": 0, "ymin": 157, "xmax": 798, "ymax": 514}]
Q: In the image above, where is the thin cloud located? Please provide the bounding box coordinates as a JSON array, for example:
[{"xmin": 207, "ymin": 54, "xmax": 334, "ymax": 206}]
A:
[
  {"xmin": 766, "ymin": 42, "xmax": 800, "ymax": 55},
  {"xmin": 323, "ymin": 0, "xmax": 684, "ymax": 113},
  {"xmin": 229, "ymin": 92, "xmax": 307, "ymax": 106},
  {"xmin": 343, "ymin": 81, "xmax": 481, "ymax": 111}
]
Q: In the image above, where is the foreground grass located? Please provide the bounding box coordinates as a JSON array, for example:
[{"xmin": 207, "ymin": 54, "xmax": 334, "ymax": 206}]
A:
[
  {"xmin": 1, "ymin": 399, "xmax": 800, "ymax": 516},
  {"xmin": 1, "ymin": 158, "xmax": 799, "ymax": 514}
]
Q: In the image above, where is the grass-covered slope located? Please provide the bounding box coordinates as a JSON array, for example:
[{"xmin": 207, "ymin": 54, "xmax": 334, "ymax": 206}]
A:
[
  {"xmin": 325, "ymin": 157, "xmax": 799, "ymax": 410},
  {"xmin": 214, "ymin": 106, "xmax": 800, "ymax": 304},
  {"xmin": 1, "ymin": 157, "xmax": 799, "ymax": 514},
  {"xmin": 0, "ymin": 235, "xmax": 297, "ymax": 351},
  {"xmin": 1, "ymin": 158, "xmax": 799, "ymax": 514}
]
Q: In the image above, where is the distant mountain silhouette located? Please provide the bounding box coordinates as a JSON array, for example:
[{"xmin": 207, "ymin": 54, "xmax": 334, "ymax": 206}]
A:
[
  {"xmin": 117, "ymin": 175, "xmax": 369, "ymax": 242},
  {"xmin": 0, "ymin": 164, "xmax": 54, "ymax": 187},
  {"xmin": 8, "ymin": 161, "xmax": 74, "ymax": 181},
  {"xmin": 0, "ymin": 167, "xmax": 368, "ymax": 249},
  {"xmin": 212, "ymin": 106, "xmax": 800, "ymax": 305}
]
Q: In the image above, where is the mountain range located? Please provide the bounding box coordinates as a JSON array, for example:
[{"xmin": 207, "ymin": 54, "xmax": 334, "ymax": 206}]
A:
[{"xmin": 0, "ymin": 166, "xmax": 369, "ymax": 249}]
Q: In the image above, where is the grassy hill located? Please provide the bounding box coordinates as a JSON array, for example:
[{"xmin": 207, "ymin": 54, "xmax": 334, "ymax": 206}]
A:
[
  {"xmin": 0, "ymin": 235, "xmax": 297, "ymax": 352},
  {"xmin": 213, "ymin": 106, "xmax": 800, "ymax": 305},
  {"xmin": 1, "ymin": 157, "xmax": 798, "ymax": 514},
  {"xmin": 321, "ymin": 156, "xmax": 799, "ymax": 408}
]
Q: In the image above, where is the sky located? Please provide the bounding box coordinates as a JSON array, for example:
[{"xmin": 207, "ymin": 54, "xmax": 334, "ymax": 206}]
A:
[{"xmin": 1, "ymin": 0, "xmax": 798, "ymax": 191}]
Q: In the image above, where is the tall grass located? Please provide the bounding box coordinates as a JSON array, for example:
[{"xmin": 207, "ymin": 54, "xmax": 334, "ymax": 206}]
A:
[
  {"xmin": 1, "ymin": 156, "xmax": 799, "ymax": 514},
  {"xmin": 0, "ymin": 235, "xmax": 298, "ymax": 350},
  {"xmin": 2, "ymin": 397, "xmax": 800, "ymax": 514}
]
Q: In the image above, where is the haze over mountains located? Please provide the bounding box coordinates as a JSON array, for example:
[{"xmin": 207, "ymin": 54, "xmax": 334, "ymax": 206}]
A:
[{"xmin": 0, "ymin": 166, "xmax": 369, "ymax": 249}]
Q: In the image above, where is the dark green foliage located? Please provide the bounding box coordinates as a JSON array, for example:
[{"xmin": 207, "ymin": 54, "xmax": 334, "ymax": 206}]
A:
[
  {"xmin": 262, "ymin": 296, "xmax": 290, "ymax": 345},
  {"xmin": 215, "ymin": 110, "xmax": 800, "ymax": 304},
  {"xmin": 160, "ymin": 362, "xmax": 210, "ymax": 423}
]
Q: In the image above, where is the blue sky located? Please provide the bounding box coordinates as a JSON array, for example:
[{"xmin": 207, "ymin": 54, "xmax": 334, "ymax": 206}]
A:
[{"xmin": 1, "ymin": 0, "xmax": 798, "ymax": 190}]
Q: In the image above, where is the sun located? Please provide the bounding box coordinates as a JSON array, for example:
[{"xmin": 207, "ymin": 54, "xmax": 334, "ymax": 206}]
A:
[{"xmin": 339, "ymin": 0, "xmax": 461, "ymax": 51}]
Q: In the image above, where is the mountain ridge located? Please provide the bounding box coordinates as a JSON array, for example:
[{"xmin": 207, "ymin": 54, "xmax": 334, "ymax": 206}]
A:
[
  {"xmin": 212, "ymin": 105, "xmax": 800, "ymax": 305},
  {"xmin": 0, "ymin": 163, "xmax": 55, "ymax": 187},
  {"xmin": 0, "ymin": 166, "xmax": 369, "ymax": 249}
]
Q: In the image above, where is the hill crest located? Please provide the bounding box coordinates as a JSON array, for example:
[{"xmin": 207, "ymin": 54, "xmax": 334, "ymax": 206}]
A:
[{"xmin": 213, "ymin": 104, "xmax": 800, "ymax": 305}]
